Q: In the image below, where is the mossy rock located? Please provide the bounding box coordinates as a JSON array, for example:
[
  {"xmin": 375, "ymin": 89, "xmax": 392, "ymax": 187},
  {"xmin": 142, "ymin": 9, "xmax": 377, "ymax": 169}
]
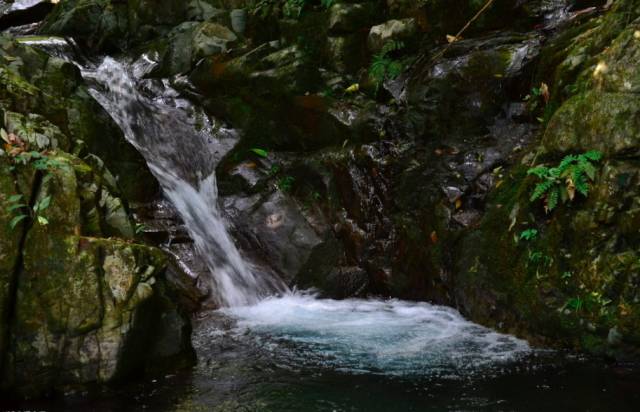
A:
[
  {"xmin": 0, "ymin": 35, "xmax": 158, "ymax": 201},
  {"xmin": 542, "ymin": 91, "xmax": 640, "ymax": 157},
  {"xmin": 3, "ymin": 234, "xmax": 193, "ymax": 397}
]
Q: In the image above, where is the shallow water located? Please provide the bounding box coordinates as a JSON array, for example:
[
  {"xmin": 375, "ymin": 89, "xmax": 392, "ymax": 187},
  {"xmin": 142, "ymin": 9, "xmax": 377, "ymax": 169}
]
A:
[{"xmin": 4, "ymin": 295, "xmax": 640, "ymax": 411}]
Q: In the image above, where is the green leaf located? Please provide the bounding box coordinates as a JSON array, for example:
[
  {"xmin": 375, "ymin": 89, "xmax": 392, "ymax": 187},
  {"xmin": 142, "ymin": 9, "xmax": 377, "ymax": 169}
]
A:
[
  {"xmin": 583, "ymin": 150, "xmax": 603, "ymax": 161},
  {"xmin": 38, "ymin": 195, "xmax": 52, "ymax": 211},
  {"xmin": 250, "ymin": 148, "xmax": 269, "ymax": 158},
  {"xmin": 37, "ymin": 216, "xmax": 49, "ymax": 226},
  {"xmin": 527, "ymin": 166, "xmax": 549, "ymax": 178},
  {"xmin": 9, "ymin": 214, "xmax": 27, "ymax": 229},
  {"xmin": 8, "ymin": 203, "xmax": 26, "ymax": 212},
  {"xmin": 8, "ymin": 194, "xmax": 23, "ymax": 203},
  {"xmin": 519, "ymin": 228, "xmax": 538, "ymax": 241}
]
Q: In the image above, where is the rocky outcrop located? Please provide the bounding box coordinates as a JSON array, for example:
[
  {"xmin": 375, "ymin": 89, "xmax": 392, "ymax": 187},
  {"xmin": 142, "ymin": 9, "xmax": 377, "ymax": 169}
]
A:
[
  {"xmin": 455, "ymin": 0, "xmax": 640, "ymax": 357},
  {"xmin": 39, "ymin": 0, "xmax": 188, "ymax": 51},
  {"xmin": 0, "ymin": 37, "xmax": 194, "ymax": 397}
]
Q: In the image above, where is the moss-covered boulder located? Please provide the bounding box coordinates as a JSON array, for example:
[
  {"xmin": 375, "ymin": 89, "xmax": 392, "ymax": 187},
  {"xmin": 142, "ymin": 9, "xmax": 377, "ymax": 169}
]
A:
[
  {"xmin": 0, "ymin": 35, "xmax": 157, "ymax": 201},
  {"xmin": 0, "ymin": 151, "xmax": 194, "ymax": 398}
]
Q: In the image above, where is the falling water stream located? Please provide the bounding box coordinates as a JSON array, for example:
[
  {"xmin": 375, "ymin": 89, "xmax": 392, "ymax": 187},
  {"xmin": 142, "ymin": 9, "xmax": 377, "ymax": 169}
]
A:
[
  {"xmin": 8, "ymin": 48, "xmax": 636, "ymax": 410},
  {"xmin": 83, "ymin": 56, "xmax": 287, "ymax": 307}
]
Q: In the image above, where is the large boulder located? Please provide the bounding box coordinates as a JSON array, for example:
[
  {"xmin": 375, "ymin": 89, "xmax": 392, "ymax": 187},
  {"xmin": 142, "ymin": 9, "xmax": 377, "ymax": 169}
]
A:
[
  {"xmin": 367, "ymin": 18, "xmax": 417, "ymax": 53},
  {"xmin": 151, "ymin": 21, "xmax": 238, "ymax": 77},
  {"xmin": 0, "ymin": 35, "xmax": 194, "ymax": 396},
  {"xmin": 0, "ymin": 152, "xmax": 194, "ymax": 397}
]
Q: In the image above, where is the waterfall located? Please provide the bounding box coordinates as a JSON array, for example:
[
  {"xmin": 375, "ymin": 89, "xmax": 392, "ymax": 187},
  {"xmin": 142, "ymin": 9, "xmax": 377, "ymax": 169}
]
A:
[{"xmin": 82, "ymin": 57, "xmax": 287, "ymax": 307}]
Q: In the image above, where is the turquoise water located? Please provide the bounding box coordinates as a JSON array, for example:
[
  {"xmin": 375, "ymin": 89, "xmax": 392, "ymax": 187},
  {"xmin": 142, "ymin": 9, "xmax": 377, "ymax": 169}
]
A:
[{"xmin": 3, "ymin": 295, "xmax": 639, "ymax": 411}]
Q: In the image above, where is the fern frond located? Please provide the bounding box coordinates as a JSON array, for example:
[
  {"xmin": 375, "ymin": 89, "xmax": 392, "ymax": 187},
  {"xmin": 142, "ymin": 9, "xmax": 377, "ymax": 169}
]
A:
[
  {"xmin": 527, "ymin": 166, "xmax": 549, "ymax": 178},
  {"xmin": 558, "ymin": 155, "xmax": 578, "ymax": 173},
  {"xmin": 578, "ymin": 158, "xmax": 597, "ymax": 180},
  {"xmin": 574, "ymin": 169, "xmax": 589, "ymax": 196},
  {"xmin": 531, "ymin": 180, "xmax": 554, "ymax": 201},
  {"xmin": 582, "ymin": 150, "xmax": 603, "ymax": 161}
]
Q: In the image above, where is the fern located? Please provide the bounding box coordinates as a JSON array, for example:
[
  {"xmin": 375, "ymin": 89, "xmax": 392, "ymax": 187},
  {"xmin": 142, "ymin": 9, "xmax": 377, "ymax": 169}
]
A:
[
  {"xmin": 369, "ymin": 41, "xmax": 406, "ymax": 92},
  {"xmin": 527, "ymin": 151, "xmax": 603, "ymax": 212}
]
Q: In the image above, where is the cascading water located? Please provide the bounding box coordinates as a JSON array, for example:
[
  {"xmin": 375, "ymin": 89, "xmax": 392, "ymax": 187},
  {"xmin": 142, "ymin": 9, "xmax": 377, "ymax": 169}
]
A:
[
  {"xmin": 82, "ymin": 56, "xmax": 287, "ymax": 307},
  {"xmin": 78, "ymin": 55, "xmax": 531, "ymax": 373}
]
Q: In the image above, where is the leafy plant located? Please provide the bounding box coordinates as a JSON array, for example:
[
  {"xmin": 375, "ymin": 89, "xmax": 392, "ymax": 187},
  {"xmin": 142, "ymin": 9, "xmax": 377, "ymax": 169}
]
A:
[
  {"xmin": 2, "ymin": 129, "xmax": 67, "ymax": 230},
  {"xmin": 527, "ymin": 151, "xmax": 603, "ymax": 212},
  {"xmin": 369, "ymin": 41, "xmax": 405, "ymax": 92},
  {"xmin": 528, "ymin": 250, "xmax": 552, "ymax": 267},
  {"xmin": 6, "ymin": 193, "xmax": 51, "ymax": 229},
  {"xmin": 524, "ymin": 82, "xmax": 549, "ymax": 112},
  {"xmin": 277, "ymin": 175, "xmax": 295, "ymax": 192},
  {"xmin": 519, "ymin": 228, "xmax": 538, "ymax": 241},
  {"xmin": 7, "ymin": 194, "xmax": 28, "ymax": 229}
]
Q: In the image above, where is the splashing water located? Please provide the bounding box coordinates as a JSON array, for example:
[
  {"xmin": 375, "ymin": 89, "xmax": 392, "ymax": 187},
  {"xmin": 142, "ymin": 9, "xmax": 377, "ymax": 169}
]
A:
[
  {"xmin": 83, "ymin": 57, "xmax": 287, "ymax": 307},
  {"xmin": 219, "ymin": 293, "xmax": 531, "ymax": 376}
]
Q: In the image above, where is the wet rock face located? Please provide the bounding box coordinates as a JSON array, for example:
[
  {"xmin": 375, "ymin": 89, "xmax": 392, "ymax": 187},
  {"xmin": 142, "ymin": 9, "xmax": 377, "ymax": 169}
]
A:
[
  {"xmin": 455, "ymin": 0, "xmax": 640, "ymax": 357},
  {"xmin": 7, "ymin": 0, "xmax": 640, "ymax": 362},
  {"xmin": 39, "ymin": 0, "xmax": 188, "ymax": 51}
]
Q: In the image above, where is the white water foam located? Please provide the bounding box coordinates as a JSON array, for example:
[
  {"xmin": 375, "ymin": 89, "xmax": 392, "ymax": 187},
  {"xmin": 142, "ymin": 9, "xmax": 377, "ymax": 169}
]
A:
[{"xmin": 222, "ymin": 293, "xmax": 531, "ymax": 376}]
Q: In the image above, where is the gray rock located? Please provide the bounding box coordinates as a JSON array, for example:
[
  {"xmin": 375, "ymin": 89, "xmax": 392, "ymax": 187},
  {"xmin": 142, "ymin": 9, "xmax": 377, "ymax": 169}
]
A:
[
  {"xmin": 608, "ymin": 327, "xmax": 623, "ymax": 346},
  {"xmin": 368, "ymin": 18, "xmax": 417, "ymax": 53}
]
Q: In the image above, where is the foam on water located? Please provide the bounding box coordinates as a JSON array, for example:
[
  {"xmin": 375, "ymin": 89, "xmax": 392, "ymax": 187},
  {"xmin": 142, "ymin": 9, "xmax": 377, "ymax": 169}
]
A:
[{"xmin": 222, "ymin": 293, "xmax": 531, "ymax": 376}]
